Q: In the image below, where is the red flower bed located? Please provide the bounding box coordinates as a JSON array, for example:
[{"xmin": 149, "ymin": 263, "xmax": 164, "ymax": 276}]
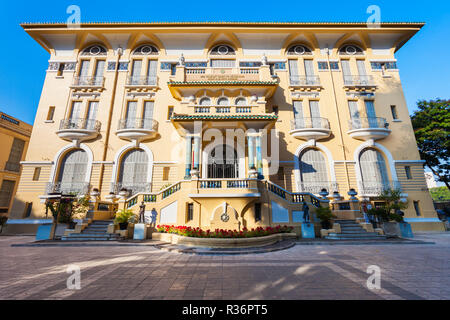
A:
[{"xmin": 156, "ymin": 225, "xmax": 294, "ymax": 238}]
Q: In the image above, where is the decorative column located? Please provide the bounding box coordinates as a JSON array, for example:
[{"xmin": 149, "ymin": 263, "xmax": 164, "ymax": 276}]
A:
[
  {"xmin": 185, "ymin": 136, "xmax": 192, "ymax": 179},
  {"xmin": 247, "ymin": 136, "xmax": 255, "ymax": 169},
  {"xmin": 255, "ymin": 135, "xmax": 263, "ymax": 178},
  {"xmin": 192, "ymin": 136, "xmax": 201, "ymax": 178}
]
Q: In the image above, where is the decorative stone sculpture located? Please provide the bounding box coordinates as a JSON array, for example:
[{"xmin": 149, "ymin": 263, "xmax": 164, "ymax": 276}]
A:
[
  {"xmin": 178, "ymin": 53, "xmax": 185, "ymax": 66},
  {"xmin": 139, "ymin": 201, "xmax": 146, "ymax": 224},
  {"xmin": 261, "ymin": 53, "xmax": 268, "ymax": 66}
]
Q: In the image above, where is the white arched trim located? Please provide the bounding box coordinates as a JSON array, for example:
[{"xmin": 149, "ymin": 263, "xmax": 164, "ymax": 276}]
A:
[
  {"xmin": 110, "ymin": 143, "xmax": 154, "ymax": 191},
  {"xmin": 293, "ymin": 141, "xmax": 336, "ymax": 192},
  {"xmin": 49, "ymin": 142, "xmax": 94, "ymax": 184},
  {"xmin": 202, "ymin": 137, "xmax": 245, "ymax": 179},
  {"xmin": 353, "ymin": 141, "xmax": 398, "ymax": 183}
]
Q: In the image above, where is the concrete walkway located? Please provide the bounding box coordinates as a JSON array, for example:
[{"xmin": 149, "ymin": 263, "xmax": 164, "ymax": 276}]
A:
[{"xmin": 0, "ymin": 233, "xmax": 449, "ymax": 300}]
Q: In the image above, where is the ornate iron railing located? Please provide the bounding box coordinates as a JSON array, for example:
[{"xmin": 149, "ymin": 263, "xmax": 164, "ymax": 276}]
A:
[
  {"xmin": 297, "ymin": 181, "xmax": 339, "ymax": 195},
  {"xmin": 291, "ymin": 117, "xmax": 330, "ymax": 130},
  {"xmin": 59, "ymin": 119, "xmax": 101, "ymax": 131},
  {"xmin": 348, "ymin": 117, "xmax": 388, "ymax": 130},
  {"xmin": 117, "ymin": 118, "xmax": 158, "ymax": 131},
  {"xmin": 46, "ymin": 182, "xmax": 90, "ymax": 195},
  {"xmin": 343, "ymin": 75, "xmax": 375, "ymax": 86},
  {"xmin": 126, "ymin": 76, "xmax": 157, "ymax": 86},
  {"xmin": 289, "ymin": 75, "xmax": 320, "ymax": 86},
  {"xmin": 357, "ymin": 180, "xmax": 402, "ymax": 196},
  {"xmin": 72, "ymin": 76, "xmax": 104, "ymax": 87},
  {"xmin": 110, "ymin": 183, "xmax": 152, "ymax": 196}
]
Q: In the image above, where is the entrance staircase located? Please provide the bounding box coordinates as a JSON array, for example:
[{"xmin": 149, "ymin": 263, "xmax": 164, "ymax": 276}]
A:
[
  {"xmin": 325, "ymin": 220, "xmax": 386, "ymax": 240},
  {"xmin": 61, "ymin": 220, "xmax": 123, "ymax": 241}
]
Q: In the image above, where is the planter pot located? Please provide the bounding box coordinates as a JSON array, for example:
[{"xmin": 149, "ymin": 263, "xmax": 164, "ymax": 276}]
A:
[
  {"xmin": 381, "ymin": 222, "xmax": 401, "ymax": 238},
  {"xmin": 54, "ymin": 223, "xmax": 69, "ymax": 237},
  {"xmin": 320, "ymin": 221, "xmax": 331, "ymax": 230},
  {"xmin": 119, "ymin": 222, "xmax": 129, "ymax": 230},
  {"xmin": 68, "ymin": 221, "xmax": 77, "ymax": 229}
]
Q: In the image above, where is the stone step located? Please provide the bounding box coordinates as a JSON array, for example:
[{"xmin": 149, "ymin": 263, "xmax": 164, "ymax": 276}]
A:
[
  {"xmin": 66, "ymin": 233, "xmax": 119, "ymax": 238},
  {"xmin": 325, "ymin": 236, "xmax": 386, "ymax": 240},
  {"xmin": 327, "ymin": 233, "xmax": 384, "ymax": 239},
  {"xmin": 61, "ymin": 237, "xmax": 122, "ymax": 241}
]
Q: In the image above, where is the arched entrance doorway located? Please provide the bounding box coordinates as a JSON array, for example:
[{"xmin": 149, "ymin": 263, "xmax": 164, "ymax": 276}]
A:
[{"xmin": 207, "ymin": 144, "xmax": 239, "ymax": 178}]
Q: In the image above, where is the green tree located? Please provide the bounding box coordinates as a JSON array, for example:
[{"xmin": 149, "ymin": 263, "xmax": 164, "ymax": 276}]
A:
[
  {"xmin": 367, "ymin": 189, "xmax": 408, "ymax": 222},
  {"xmin": 429, "ymin": 186, "xmax": 450, "ymax": 201},
  {"xmin": 411, "ymin": 99, "xmax": 450, "ymax": 189}
]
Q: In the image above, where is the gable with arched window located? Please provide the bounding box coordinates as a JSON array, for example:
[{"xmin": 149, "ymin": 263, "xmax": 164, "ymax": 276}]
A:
[
  {"xmin": 209, "ymin": 44, "xmax": 236, "ymax": 68},
  {"xmin": 129, "ymin": 44, "xmax": 159, "ymax": 86},
  {"xmin": 339, "ymin": 44, "xmax": 364, "ymax": 56},
  {"xmin": 77, "ymin": 44, "xmax": 107, "ymax": 86},
  {"xmin": 287, "ymin": 44, "xmax": 313, "ymax": 56}
]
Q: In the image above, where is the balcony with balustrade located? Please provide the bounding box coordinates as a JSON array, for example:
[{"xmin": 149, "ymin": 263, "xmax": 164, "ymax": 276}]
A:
[
  {"xmin": 347, "ymin": 117, "xmax": 391, "ymax": 141},
  {"xmin": 289, "ymin": 75, "xmax": 321, "ymax": 90},
  {"xmin": 343, "ymin": 75, "xmax": 376, "ymax": 91},
  {"xmin": 289, "ymin": 117, "xmax": 331, "ymax": 142},
  {"xmin": 115, "ymin": 118, "xmax": 159, "ymax": 143},
  {"xmin": 185, "ymin": 67, "xmax": 261, "ymax": 82},
  {"xmin": 46, "ymin": 182, "xmax": 90, "ymax": 195},
  {"xmin": 124, "ymin": 76, "xmax": 158, "ymax": 92},
  {"xmin": 56, "ymin": 118, "xmax": 101, "ymax": 142},
  {"xmin": 297, "ymin": 181, "xmax": 339, "ymax": 195},
  {"xmin": 71, "ymin": 76, "xmax": 105, "ymax": 90},
  {"xmin": 357, "ymin": 180, "xmax": 402, "ymax": 197}
]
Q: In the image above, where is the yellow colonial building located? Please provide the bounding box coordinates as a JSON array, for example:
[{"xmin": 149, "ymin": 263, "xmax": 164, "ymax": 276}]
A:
[
  {"xmin": 0, "ymin": 112, "xmax": 32, "ymax": 218},
  {"xmin": 8, "ymin": 21, "xmax": 444, "ymax": 234}
]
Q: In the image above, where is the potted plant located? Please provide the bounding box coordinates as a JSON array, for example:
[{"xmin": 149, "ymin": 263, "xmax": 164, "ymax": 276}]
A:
[
  {"xmin": 114, "ymin": 209, "xmax": 135, "ymax": 230},
  {"xmin": 368, "ymin": 189, "xmax": 408, "ymax": 237},
  {"xmin": 315, "ymin": 206, "xmax": 335, "ymax": 229}
]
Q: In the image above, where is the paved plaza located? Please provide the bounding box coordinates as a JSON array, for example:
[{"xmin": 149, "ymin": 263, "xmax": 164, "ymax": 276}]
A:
[{"xmin": 0, "ymin": 233, "xmax": 449, "ymax": 300}]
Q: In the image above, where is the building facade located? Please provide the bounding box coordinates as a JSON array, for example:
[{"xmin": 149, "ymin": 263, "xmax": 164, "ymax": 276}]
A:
[
  {"xmin": 0, "ymin": 112, "xmax": 32, "ymax": 218},
  {"xmin": 8, "ymin": 22, "xmax": 444, "ymax": 233}
]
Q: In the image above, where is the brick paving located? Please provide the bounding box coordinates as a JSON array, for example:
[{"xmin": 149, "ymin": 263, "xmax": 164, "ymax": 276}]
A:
[{"xmin": 0, "ymin": 233, "xmax": 449, "ymax": 300}]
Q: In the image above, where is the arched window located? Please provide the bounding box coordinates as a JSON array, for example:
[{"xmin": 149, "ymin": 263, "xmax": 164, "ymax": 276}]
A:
[
  {"xmin": 299, "ymin": 149, "xmax": 328, "ymax": 193},
  {"xmin": 81, "ymin": 45, "xmax": 107, "ymax": 56},
  {"xmin": 210, "ymin": 44, "xmax": 235, "ymax": 55},
  {"xmin": 199, "ymin": 97, "xmax": 211, "ymax": 106},
  {"xmin": 235, "ymin": 97, "xmax": 247, "ymax": 106},
  {"xmin": 217, "ymin": 97, "xmax": 229, "ymax": 106},
  {"xmin": 118, "ymin": 149, "xmax": 149, "ymax": 195},
  {"xmin": 207, "ymin": 144, "xmax": 238, "ymax": 178},
  {"xmin": 57, "ymin": 149, "xmax": 88, "ymax": 194},
  {"xmin": 339, "ymin": 44, "xmax": 364, "ymax": 55},
  {"xmin": 287, "ymin": 45, "xmax": 312, "ymax": 55},
  {"xmin": 132, "ymin": 44, "xmax": 159, "ymax": 55},
  {"xmin": 359, "ymin": 148, "xmax": 389, "ymax": 187}
]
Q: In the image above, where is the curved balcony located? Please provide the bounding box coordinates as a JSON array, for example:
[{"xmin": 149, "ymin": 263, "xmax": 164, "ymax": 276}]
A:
[
  {"xmin": 125, "ymin": 76, "xmax": 157, "ymax": 87},
  {"xmin": 289, "ymin": 117, "xmax": 331, "ymax": 141},
  {"xmin": 343, "ymin": 75, "xmax": 376, "ymax": 90},
  {"xmin": 46, "ymin": 182, "xmax": 90, "ymax": 195},
  {"xmin": 289, "ymin": 75, "xmax": 321, "ymax": 88},
  {"xmin": 347, "ymin": 117, "xmax": 391, "ymax": 141},
  {"xmin": 56, "ymin": 119, "xmax": 101, "ymax": 142},
  {"xmin": 116, "ymin": 118, "xmax": 158, "ymax": 142},
  {"xmin": 297, "ymin": 181, "xmax": 339, "ymax": 195},
  {"xmin": 71, "ymin": 76, "xmax": 104, "ymax": 88},
  {"xmin": 357, "ymin": 180, "xmax": 401, "ymax": 197}
]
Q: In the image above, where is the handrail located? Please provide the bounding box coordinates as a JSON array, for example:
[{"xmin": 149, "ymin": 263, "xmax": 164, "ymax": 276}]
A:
[
  {"xmin": 72, "ymin": 76, "xmax": 104, "ymax": 87},
  {"xmin": 59, "ymin": 118, "xmax": 101, "ymax": 131},
  {"xmin": 126, "ymin": 75, "xmax": 157, "ymax": 86},
  {"xmin": 343, "ymin": 75, "xmax": 375, "ymax": 86},
  {"xmin": 291, "ymin": 117, "xmax": 330, "ymax": 130},
  {"xmin": 289, "ymin": 75, "xmax": 320, "ymax": 86},
  {"xmin": 117, "ymin": 118, "xmax": 158, "ymax": 131},
  {"xmin": 348, "ymin": 117, "xmax": 388, "ymax": 130}
]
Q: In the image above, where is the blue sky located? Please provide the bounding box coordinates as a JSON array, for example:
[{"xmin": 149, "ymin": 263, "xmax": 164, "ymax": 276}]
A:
[{"xmin": 0, "ymin": 0, "xmax": 449, "ymax": 125}]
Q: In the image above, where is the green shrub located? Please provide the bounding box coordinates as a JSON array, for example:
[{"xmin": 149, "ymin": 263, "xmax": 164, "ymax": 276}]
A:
[
  {"xmin": 114, "ymin": 209, "xmax": 135, "ymax": 224},
  {"xmin": 315, "ymin": 206, "xmax": 335, "ymax": 223}
]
